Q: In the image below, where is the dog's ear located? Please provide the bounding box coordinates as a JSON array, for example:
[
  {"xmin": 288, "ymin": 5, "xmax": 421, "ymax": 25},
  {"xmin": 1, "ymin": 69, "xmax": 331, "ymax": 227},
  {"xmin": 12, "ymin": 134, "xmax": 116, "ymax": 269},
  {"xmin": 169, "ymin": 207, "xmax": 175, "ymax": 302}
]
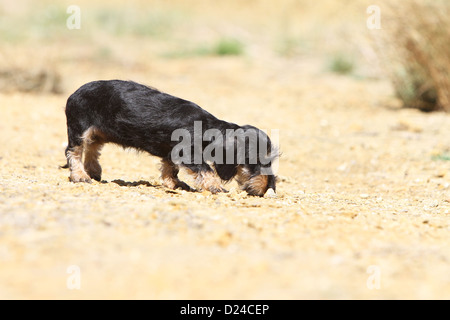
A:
[
  {"xmin": 214, "ymin": 163, "xmax": 238, "ymax": 181},
  {"xmin": 213, "ymin": 132, "xmax": 238, "ymax": 181}
]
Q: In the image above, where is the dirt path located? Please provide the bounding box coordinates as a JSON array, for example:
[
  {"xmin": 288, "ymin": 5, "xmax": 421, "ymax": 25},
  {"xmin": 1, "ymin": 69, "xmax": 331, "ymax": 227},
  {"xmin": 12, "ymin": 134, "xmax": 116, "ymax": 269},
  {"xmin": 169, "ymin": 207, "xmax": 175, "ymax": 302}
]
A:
[{"xmin": 1, "ymin": 57, "xmax": 449, "ymax": 299}]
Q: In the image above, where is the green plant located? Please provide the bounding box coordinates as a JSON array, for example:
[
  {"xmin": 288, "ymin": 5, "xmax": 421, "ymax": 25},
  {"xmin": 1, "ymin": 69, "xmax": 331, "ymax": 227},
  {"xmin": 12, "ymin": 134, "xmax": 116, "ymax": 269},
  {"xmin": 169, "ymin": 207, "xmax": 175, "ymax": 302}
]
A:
[
  {"xmin": 211, "ymin": 38, "xmax": 244, "ymax": 56},
  {"xmin": 432, "ymin": 153, "xmax": 450, "ymax": 161},
  {"xmin": 163, "ymin": 38, "xmax": 245, "ymax": 58},
  {"xmin": 328, "ymin": 54, "xmax": 354, "ymax": 75}
]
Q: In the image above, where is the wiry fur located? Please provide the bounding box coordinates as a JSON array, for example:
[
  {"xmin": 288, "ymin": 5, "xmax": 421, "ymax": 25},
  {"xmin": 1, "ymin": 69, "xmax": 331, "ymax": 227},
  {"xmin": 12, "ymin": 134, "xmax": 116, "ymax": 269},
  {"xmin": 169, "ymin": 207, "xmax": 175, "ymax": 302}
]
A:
[{"xmin": 63, "ymin": 80, "xmax": 278, "ymax": 196}]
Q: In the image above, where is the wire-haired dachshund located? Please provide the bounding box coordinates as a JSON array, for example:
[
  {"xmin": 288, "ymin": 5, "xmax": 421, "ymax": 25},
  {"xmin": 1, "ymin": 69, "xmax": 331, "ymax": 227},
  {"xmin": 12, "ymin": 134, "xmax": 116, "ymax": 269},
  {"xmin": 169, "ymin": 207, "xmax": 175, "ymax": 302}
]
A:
[{"xmin": 63, "ymin": 80, "xmax": 278, "ymax": 196}]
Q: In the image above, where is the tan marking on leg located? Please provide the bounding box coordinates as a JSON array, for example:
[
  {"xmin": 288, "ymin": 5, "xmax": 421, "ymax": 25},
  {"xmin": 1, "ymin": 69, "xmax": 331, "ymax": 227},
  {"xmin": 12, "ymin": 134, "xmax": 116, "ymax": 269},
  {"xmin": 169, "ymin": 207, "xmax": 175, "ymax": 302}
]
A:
[
  {"xmin": 67, "ymin": 145, "xmax": 91, "ymax": 183},
  {"xmin": 246, "ymin": 174, "xmax": 268, "ymax": 196},
  {"xmin": 82, "ymin": 127, "xmax": 105, "ymax": 181},
  {"xmin": 189, "ymin": 170, "xmax": 226, "ymax": 194},
  {"xmin": 160, "ymin": 159, "xmax": 179, "ymax": 189},
  {"xmin": 235, "ymin": 166, "xmax": 268, "ymax": 196},
  {"xmin": 160, "ymin": 160, "xmax": 192, "ymax": 191},
  {"xmin": 84, "ymin": 142, "xmax": 103, "ymax": 181},
  {"xmin": 235, "ymin": 166, "xmax": 251, "ymax": 187},
  {"xmin": 81, "ymin": 126, "xmax": 107, "ymax": 145}
]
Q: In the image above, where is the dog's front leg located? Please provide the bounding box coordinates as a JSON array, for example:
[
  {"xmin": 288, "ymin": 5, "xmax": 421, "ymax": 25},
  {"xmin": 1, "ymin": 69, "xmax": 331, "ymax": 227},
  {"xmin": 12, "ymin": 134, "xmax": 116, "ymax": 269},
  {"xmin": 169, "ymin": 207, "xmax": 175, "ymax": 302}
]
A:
[
  {"xmin": 185, "ymin": 165, "xmax": 227, "ymax": 194},
  {"xmin": 160, "ymin": 159, "xmax": 192, "ymax": 191}
]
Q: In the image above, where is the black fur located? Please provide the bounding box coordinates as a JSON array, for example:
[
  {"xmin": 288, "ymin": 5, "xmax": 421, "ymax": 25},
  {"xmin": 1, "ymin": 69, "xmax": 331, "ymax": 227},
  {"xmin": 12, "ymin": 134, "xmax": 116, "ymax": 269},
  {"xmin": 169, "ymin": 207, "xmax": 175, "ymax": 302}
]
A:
[{"xmin": 64, "ymin": 80, "xmax": 277, "ymax": 196}]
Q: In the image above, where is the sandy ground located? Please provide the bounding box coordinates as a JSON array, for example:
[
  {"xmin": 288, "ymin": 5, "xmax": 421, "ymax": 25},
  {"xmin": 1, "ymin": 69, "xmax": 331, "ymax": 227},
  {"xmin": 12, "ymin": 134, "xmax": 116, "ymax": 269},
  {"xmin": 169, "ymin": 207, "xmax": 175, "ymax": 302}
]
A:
[{"xmin": 1, "ymin": 54, "xmax": 449, "ymax": 300}]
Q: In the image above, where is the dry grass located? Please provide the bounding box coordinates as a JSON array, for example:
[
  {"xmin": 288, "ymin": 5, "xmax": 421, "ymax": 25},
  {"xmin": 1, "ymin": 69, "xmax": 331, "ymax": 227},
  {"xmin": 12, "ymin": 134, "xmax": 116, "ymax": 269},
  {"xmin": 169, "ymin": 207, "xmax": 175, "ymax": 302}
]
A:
[
  {"xmin": 0, "ymin": 47, "xmax": 62, "ymax": 94},
  {"xmin": 0, "ymin": 67, "xmax": 62, "ymax": 94},
  {"xmin": 372, "ymin": 0, "xmax": 450, "ymax": 112}
]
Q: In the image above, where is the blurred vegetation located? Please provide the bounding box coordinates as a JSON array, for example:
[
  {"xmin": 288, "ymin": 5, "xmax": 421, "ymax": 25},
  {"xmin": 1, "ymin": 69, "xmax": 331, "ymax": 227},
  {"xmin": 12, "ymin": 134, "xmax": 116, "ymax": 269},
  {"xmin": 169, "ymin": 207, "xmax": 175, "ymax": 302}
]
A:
[
  {"xmin": 328, "ymin": 53, "xmax": 355, "ymax": 75},
  {"xmin": 0, "ymin": 0, "xmax": 366, "ymax": 55},
  {"xmin": 94, "ymin": 7, "xmax": 181, "ymax": 37},
  {"xmin": 163, "ymin": 38, "xmax": 244, "ymax": 58},
  {"xmin": 0, "ymin": 4, "xmax": 184, "ymax": 41},
  {"xmin": 432, "ymin": 153, "xmax": 450, "ymax": 161},
  {"xmin": 275, "ymin": 36, "xmax": 307, "ymax": 57},
  {"xmin": 11, "ymin": 0, "xmax": 450, "ymax": 98},
  {"xmin": 212, "ymin": 38, "xmax": 244, "ymax": 56},
  {"xmin": 372, "ymin": 0, "xmax": 450, "ymax": 112}
]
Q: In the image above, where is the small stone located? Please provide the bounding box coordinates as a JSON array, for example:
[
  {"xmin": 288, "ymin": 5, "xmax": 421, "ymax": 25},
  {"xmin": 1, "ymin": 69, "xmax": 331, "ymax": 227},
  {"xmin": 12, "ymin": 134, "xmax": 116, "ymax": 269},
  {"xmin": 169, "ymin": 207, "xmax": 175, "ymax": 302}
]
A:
[
  {"xmin": 435, "ymin": 171, "xmax": 446, "ymax": 178},
  {"xmin": 264, "ymin": 188, "xmax": 277, "ymax": 198}
]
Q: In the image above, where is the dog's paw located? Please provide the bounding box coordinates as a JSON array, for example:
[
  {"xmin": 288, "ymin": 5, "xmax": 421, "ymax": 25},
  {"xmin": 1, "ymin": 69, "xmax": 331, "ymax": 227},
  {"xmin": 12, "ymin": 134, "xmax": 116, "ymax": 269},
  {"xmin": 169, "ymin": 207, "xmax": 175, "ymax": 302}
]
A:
[
  {"xmin": 208, "ymin": 186, "xmax": 228, "ymax": 194},
  {"xmin": 175, "ymin": 181, "xmax": 194, "ymax": 191},
  {"xmin": 70, "ymin": 175, "xmax": 92, "ymax": 183}
]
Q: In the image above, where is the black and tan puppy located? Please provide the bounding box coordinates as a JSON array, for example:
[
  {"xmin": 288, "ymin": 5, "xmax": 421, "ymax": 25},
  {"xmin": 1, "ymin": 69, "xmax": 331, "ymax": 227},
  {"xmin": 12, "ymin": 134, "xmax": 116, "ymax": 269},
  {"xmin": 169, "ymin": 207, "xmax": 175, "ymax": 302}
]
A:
[{"xmin": 63, "ymin": 80, "xmax": 277, "ymax": 196}]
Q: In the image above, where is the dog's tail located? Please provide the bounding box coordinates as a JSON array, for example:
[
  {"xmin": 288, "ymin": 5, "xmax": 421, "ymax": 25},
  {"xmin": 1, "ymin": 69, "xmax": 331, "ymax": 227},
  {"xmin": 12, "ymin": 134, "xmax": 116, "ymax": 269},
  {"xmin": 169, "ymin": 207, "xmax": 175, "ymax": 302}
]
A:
[{"xmin": 60, "ymin": 146, "xmax": 70, "ymax": 169}]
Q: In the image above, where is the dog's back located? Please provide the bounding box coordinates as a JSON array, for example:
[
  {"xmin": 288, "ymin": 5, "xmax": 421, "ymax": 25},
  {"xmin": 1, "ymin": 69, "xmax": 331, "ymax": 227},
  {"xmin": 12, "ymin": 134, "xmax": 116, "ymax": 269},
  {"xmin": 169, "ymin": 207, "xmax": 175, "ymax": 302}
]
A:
[{"xmin": 66, "ymin": 80, "xmax": 218, "ymax": 155}]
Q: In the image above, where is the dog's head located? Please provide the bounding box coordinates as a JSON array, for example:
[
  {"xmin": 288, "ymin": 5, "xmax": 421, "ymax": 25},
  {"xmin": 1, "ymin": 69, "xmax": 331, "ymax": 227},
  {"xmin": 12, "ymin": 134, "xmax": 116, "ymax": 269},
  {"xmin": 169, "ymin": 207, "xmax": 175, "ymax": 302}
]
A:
[{"xmin": 214, "ymin": 125, "xmax": 279, "ymax": 197}]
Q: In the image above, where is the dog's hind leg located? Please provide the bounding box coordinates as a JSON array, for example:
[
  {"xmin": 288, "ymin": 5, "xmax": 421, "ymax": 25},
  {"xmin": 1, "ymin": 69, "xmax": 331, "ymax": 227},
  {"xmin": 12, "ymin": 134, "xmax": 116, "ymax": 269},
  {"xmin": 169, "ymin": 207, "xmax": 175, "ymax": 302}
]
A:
[
  {"xmin": 65, "ymin": 126, "xmax": 92, "ymax": 183},
  {"xmin": 82, "ymin": 127, "xmax": 104, "ymax": 182},
  {"xmin": 66, "ymin": 145, "xmax": 92, "ymax": 183},
  {"xmin": 160, "ymin": 159, "xmax": 192, "ymax": 191}
]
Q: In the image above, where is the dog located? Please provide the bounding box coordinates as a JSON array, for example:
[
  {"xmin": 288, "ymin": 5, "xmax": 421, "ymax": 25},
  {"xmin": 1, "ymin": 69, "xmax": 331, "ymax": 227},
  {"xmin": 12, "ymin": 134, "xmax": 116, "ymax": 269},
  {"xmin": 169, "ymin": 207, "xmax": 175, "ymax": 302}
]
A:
[{"xmin": 63, "ymin": 80, "xmax": 277, "ymax": 197}]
